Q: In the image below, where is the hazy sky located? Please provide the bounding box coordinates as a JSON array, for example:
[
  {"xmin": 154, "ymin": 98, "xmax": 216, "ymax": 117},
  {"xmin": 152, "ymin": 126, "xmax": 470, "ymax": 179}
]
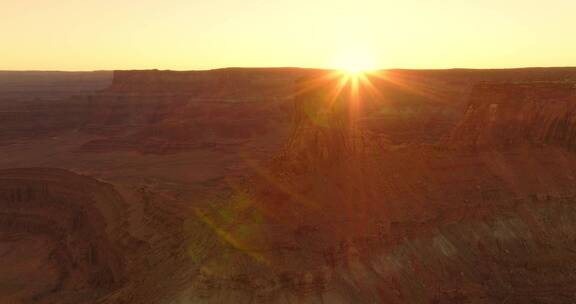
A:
[{"xmin": 2, "ymin": 0, "xmax": 576, "ymax": 70}]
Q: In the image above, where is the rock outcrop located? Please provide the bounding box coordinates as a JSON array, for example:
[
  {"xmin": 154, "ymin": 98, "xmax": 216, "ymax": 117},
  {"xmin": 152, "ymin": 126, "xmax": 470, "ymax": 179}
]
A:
[
  {"xmin": 0, "ymin": 168, "xmax": 207, "ymax": 304},
  {"xmin": 77, "ymin": 69, "xmax": 319, "ymax": 154},
  {"xmin": 449, "ymin": 82, "xmax": 576, "ymax": 149},
  {"xmin": 0, "ymin": 168, "xmax": 131, "ymax": 303},
  {"xmin": 176, "ymin": 77, "xmax": 576, "ymax": 303}
]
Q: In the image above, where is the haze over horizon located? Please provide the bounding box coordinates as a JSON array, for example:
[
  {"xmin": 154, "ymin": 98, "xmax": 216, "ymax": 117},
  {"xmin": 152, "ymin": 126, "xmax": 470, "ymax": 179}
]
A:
[{"xmin": 2, "ymin": 0, "xmax": 576, "ymax": 71}]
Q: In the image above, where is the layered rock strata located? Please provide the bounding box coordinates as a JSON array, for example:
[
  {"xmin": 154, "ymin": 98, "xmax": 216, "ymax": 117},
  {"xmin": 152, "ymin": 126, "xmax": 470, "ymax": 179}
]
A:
[
  {"xmin": 449, "ymin": 82, "xmax": 576, "ymax": 149},
  {"xmin": 178, "ymin": 78, "xmax": 576, "ymax": 303},
  {"xmin": 0, "ymin": 168, "xmax": 130, "ymax": 303}
]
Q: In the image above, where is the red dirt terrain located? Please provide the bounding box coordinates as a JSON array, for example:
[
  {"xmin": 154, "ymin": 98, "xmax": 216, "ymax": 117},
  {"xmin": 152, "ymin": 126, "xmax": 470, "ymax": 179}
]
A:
[{"xmin": 2, "ymin": 68, "xmax": 576, "ymax": 303}]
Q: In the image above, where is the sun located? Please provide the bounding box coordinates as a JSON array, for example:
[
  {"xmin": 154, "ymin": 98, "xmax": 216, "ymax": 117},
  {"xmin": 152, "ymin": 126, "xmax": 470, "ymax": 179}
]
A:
[
  {"xmin": 341, "ymin": 65, "xmax": 367, "ymax": 75},
  {"xmin": 332, "ymin": 49, "xmax": 378, "ymax": 75},
  {"xmin": 336, "ymin": 59, "xmax": 374, "ymax": 75}
]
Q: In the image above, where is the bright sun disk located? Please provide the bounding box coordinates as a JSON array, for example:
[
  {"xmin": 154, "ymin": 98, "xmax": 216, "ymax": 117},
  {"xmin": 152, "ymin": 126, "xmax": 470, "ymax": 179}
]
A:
[{"xmin": 332, "ymin": 49, "xmax": 377, "ymax": 75}]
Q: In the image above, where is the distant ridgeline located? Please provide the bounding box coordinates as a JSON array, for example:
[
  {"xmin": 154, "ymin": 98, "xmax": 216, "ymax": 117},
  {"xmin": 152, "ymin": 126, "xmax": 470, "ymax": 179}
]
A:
[
  {"xmin": 106, "ymin": 68, "xmax": 324, "ymax": 99},
  {"xmin": 0, "ymin": 71, "xmax": 112, "ymax": 99},
  {"xmin": 386, "ymin": 67, "xmax": 576, "ymax": 85}
]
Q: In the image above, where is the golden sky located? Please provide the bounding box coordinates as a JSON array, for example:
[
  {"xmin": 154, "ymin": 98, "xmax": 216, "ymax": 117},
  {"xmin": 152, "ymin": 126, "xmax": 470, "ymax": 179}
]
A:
[{"xmin": 1, "ymin": 0, "xmax": 576, "ymax": 71}]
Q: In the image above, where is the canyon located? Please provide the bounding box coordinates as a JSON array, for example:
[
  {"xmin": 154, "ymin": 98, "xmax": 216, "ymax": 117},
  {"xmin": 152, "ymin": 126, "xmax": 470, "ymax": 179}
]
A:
[{"xmin": 2, "ymin": 68, "xmax": 576, "ymax": 303}]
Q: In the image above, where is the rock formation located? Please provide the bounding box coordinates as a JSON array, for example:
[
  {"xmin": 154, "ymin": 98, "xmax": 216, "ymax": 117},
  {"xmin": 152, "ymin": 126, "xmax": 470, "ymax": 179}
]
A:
[
  {"xmin": 449, "ymin": 82, "xmax": 576, "ymax": 149},
  {"xmin": 179, "ymin": 76, "xmax": 576, "ymax": 303},
  {"xmin": 0, "ymin": 168, "xmax": 130, "ymax": 303},
  {"xmin": 4, "ymin": 69, "xmax": 576, "ymax": 303},
  {"xmin": 0, "ymin": 167, "xmax": 224, "ymax": 304}
]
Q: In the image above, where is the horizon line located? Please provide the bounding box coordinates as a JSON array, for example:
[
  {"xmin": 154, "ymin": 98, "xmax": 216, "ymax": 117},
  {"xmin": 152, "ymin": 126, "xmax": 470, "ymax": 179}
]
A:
[{"xmin": 2, "ymin": 65, "xmax": 576, "ymax": 73}]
